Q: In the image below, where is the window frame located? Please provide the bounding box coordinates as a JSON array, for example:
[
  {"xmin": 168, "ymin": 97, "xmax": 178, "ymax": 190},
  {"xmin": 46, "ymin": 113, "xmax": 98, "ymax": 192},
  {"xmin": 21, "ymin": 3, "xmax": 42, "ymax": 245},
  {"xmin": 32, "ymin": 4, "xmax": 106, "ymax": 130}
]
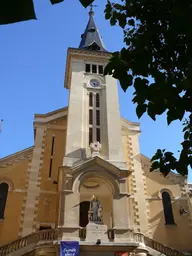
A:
[
  {"xmin": 161, "ymin": 191, "xmax": 175, "ymax": 225},
  {"xmin": 85, "ymin": 63, "xmax": 104, "ymax": 75},
  {"xmin": 0, "ymin": 182, "xmax": 9, "ymax": 220}
]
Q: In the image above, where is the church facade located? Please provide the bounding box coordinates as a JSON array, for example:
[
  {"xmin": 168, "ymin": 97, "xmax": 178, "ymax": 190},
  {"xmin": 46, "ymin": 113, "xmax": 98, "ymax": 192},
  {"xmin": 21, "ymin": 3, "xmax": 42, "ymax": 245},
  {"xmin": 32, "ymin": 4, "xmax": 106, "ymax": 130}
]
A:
[{"xmin": 0, "ymin": 10, "xmax": 192, "ymax": 256}]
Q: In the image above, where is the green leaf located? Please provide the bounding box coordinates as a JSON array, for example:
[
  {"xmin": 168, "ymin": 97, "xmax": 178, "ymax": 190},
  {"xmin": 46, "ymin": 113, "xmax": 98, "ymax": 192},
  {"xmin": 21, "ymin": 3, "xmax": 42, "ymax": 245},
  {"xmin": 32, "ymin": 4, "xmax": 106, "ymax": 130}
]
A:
[
  {"xmin": 104, "ymin": 1, "xmax": 112, "ymax": 20},
  {"xmin": 104, "ymin": 62, "xmax": 113, "ymax": 76},
  {"xmin": 0, "ymin": 0, "xmax": 36, "ymax": 25},
  {"xmin": 167, "ymin": 107, "xmax": 185, "ymax": 125},
  {"xmin": 120, "ymin": 74, "xmax": 133, "ymax": 92},
  {"xmin": 164, "ymin": 152, "xmax": 174, "ymax": 157},
  {"xmin": 79, "ymin": 0, "xmax": 94, "ymax": 8},
  {"xmin": 184, "ymin": 131, "xmax": 190, "ymax": 140},
  {"xmin": 136, "ymin": 104, "xmax": 147, "ymax": 118},
  {"xmin": 150, "ymin": 161, "xmax": 160, "ymax": 171},
  {"xmin": 110, "ymin": 16, "xmax": 117, "ymax": 26},
  {"xmin": 50, "ymin": 0, "xmax": 64, "ymax": 4},
  {"xmin": 151, "ymin": 149, "xmax": 163, "ymax": 162},
  {"xmin": 128, "ymin": 19, "xmax": 135, "ymax": 26},
  {"xmin": 147, "ymin": 102, "xmax": 156, "ymax": 121},
  {"xmin": 113, "ymin": 4, "xmax": 124, "ymax": 11},
  {"xmin": 118, "ymin": 13, "xmax": 126, "ymax": 28}
]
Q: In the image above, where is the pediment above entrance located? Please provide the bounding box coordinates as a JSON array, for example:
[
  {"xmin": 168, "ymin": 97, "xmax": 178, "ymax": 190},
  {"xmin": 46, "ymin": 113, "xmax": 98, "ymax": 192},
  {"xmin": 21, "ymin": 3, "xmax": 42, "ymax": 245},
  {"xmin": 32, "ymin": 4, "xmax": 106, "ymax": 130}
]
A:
[{"xmin": 70, "ymin": 156, "xmax": 130, "ymax": 178}]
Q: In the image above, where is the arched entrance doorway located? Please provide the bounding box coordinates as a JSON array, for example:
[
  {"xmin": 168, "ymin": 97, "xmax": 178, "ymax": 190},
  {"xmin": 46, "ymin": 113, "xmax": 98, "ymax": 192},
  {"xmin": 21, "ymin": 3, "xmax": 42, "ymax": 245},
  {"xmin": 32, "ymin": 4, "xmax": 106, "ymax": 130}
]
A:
[{"xmin": 79, "ymin": 201, "xmax": 90, "ymax": 227}]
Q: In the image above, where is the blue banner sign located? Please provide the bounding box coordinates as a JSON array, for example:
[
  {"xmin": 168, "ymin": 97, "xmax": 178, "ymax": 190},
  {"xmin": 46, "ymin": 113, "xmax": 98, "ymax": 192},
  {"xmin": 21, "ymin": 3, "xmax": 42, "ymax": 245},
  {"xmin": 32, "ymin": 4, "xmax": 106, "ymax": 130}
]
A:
[{"xmin": 60, "ymin": 241, "xmax": 79, "ymax": 256}]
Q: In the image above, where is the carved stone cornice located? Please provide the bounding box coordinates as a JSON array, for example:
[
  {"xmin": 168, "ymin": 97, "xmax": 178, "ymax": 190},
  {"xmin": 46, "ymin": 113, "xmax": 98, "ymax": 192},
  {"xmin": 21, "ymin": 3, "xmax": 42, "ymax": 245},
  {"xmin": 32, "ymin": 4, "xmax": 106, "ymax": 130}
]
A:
[
  {"xmin": 0, "ymin": 146, "xmax": 34, "ymax": 168},
  {"xmin": 64, "ymin": 48, "xmax": 111, "ymax": 90}
]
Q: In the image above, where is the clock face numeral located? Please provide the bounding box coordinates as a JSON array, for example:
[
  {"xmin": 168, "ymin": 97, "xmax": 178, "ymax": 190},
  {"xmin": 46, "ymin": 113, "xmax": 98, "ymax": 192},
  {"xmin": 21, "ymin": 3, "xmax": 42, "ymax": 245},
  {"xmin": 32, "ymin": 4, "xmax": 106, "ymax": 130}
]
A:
[{"xmin": 90, "ymin": 79, "xmax": 100, "ymax": 87}]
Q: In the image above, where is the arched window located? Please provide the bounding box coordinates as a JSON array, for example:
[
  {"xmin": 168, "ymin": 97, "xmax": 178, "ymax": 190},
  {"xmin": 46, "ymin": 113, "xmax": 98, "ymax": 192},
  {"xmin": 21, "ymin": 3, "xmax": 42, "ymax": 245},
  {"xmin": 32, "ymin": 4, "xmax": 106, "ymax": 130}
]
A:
[
  {"xmin": 162, "ymin": 191, "xmax": 175, "ymax": 225},
  {"xmin": 0, "ymin": 183, "xmax": 9, "ymax": 219}
]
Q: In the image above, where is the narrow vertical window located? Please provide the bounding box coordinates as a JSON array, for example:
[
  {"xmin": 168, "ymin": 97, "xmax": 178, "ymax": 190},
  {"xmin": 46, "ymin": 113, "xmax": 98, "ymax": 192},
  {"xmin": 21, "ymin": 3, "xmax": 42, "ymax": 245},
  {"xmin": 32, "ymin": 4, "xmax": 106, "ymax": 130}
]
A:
[
  {"xmin": 96, "ymin": 128, "xmax": 101, "ymax": 142},
  {"xmin": 162, "ymin": 191, "xmax": 175, "ymax": 225},
  {"xmin": 96, "ymin": 110, "xmax": 100, "ymax": 125},
  {"xmin": 0, "ymin": 183, "xmax": 9, "ymax": 219},
  {"xmin": 89, "ymin": 109, "xmax": 93, "ymax": 125},
  {"xmin": 49, "ymin": 159, "xmax": 53, "ymax": 178},
  {"xmin": 89, "ymin": 128, "xmax": 93, "ymax": 145},
  {"xmin": 98, "ymin": 65, "xmax": 104, "ymax": 74},
  {"xmin": 92, "ymin": 65, "xmax": 97, "ymax": 73},
  {"xmin": 49, "ymin": 136, "xmax": 55, "ymax": 178},
  {"xmin": 89, "ymin": 93, "xmax": 93, "ymax": 107},
  {"xmin": 51, "ymin": 136, "xmax": 55, "ymax": 156},
  {"xmin": 96, "ymin": 93, "xmax": 100, "ymax": 108},
  {"xmin": 34, "ymin": 129, "xmax": 36, "ymax": 140},
  {"xmin": 88, "ymin": 92, "xmax": 101, "ymax": 146},
  {"xmin": 85, "ymin": 64, "xmax": 90, "ymax": 73}
]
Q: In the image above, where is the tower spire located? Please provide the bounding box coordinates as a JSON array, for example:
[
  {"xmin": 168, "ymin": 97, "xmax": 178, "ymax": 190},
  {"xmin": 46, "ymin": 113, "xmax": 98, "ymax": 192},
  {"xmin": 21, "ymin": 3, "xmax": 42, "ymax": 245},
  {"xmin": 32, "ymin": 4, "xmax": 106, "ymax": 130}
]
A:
[{"xmin": 79, "ymin": 7, "xmax": 107, "ymax": 52}]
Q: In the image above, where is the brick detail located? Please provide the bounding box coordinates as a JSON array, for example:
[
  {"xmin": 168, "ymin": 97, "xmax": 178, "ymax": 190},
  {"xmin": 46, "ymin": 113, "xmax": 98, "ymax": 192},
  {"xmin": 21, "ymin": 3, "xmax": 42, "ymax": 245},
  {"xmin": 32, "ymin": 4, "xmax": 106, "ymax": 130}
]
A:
[
  {"xmin": 127, "ymin": 136, "xmax": 139, "ymax": 230},
  {"xmin": 128, "ymin": 135, "xmax": 149, "ymax": 235}
]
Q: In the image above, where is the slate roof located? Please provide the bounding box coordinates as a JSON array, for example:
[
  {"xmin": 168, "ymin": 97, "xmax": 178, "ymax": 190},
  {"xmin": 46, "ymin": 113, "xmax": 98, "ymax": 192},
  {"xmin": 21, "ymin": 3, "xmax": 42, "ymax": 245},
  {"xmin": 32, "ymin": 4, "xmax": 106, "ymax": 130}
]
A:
[{"xmin": 79, "ymin": 10, "xmax": 107, "ymax": 52}]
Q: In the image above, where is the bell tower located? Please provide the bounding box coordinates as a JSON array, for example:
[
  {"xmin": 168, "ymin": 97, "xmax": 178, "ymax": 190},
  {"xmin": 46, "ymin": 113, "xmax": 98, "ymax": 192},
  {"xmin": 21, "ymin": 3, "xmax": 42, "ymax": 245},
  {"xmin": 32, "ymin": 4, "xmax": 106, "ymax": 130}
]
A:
[{"xmin": 63, "ymin": 10, "xmax": 127, "ymax": 170}]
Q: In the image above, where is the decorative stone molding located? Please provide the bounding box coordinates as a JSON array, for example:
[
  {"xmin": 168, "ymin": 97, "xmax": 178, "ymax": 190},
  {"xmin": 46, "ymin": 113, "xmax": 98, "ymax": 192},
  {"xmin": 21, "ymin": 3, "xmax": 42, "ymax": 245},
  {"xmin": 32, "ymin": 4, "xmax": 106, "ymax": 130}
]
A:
[
  {"xmin": 0, "ymin": 147, "xmax": 33, "ymax": 168},
  {"xmin": 19, "ymin": 127, "xmax": 47, "ymax": 237},
  {"xmin": 44, "ymin": 197, "xmax": 51, "ymax": 213},
  {"xmin": 0, "ymin": 178, "xmax": 14, "ymax": 191},
  {"xmin": 128, "ymin": 135, "xmax": 150, "ymax": 235},
  {"xmin": 158, "ymin": 189, "xmax": 174, "ymax": 199},
  {"xmin": 65, "ymin": 48, "xmax": 110, "ymax": 90},
  {"xmin": 73, "ymin": 169, "xmax": 120, "ymax": 196},
  {"xmin": 36, "ymin": 222, "xmax": 55, "ymax": 230},
  {"xmin": 34, "ymin": 107, "xmax": 68, "ymax": 124},
  {"xmin": 90, "ymin": 141, "xmax": 102, "ymax": 157}
]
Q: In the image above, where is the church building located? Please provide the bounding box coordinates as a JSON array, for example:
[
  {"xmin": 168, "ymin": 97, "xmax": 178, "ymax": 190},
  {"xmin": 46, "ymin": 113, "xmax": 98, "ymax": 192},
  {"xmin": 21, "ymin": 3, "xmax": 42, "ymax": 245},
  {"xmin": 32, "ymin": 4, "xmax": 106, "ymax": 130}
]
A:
[{"xmin": 0, "ymin": 9, "xmax": 192, "ymax": 256}]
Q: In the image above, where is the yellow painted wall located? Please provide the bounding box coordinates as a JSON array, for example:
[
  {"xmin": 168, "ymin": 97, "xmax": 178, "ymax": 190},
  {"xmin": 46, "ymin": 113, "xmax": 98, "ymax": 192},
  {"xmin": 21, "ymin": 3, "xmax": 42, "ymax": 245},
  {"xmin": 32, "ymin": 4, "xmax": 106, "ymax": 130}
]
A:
[
  {"xmin": 36, "ymin": 117, "xmax": 66, "ymax": 229},
  {"xmin": 0, "ymin": 158, "xmax": 30, "ymax": 245},
  {"xmin": 141, "ymin": 155, "xmax": 192, "ymax": 251}
]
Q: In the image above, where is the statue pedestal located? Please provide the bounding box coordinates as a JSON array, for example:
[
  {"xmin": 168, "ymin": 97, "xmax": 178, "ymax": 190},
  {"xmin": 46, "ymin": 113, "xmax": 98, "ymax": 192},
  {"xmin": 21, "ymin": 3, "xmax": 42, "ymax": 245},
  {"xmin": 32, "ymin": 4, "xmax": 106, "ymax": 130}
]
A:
[{"xmin": 86, "ymin": 222, "xmax": 109, "ymax": 242}]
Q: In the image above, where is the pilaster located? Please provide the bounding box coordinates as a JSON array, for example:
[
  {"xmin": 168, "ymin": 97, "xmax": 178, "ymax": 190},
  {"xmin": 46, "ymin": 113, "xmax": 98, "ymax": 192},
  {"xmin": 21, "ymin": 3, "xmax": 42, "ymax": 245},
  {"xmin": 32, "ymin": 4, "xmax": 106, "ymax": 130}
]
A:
[
  {"xmin": 128, "ymin": 135, "xmax": 149, "ymax": 234},
  {"xmin": 20, "ymin": 127, "xmax": 46, "ymax": 236}
]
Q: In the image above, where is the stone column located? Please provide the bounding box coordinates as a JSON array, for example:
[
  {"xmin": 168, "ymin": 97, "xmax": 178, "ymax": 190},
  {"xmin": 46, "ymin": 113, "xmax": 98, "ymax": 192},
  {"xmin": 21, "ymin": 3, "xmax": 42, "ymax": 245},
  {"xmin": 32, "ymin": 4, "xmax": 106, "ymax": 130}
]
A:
[
  {"xmin": 135, "ymin": 250, "xmax": 148, "ymax": 256},
  {"xmin": 61, "ymin": 191, "xmax": 80, "ymax": 241},
  {"xmin": 113, "ymin": 195, "xmax": 130, "ymax": 242},
  {"xmin": 129, "ymin": 134, "xmax": 149, "ymax": 234},
  {"xmin": 21, "ymin": 127, "xmax": 46, "ymax": 236}
]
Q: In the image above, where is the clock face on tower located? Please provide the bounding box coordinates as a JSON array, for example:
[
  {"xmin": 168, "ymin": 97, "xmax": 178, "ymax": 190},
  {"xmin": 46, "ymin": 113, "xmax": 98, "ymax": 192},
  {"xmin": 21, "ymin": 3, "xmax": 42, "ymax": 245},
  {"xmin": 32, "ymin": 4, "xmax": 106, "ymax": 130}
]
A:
[{"xmin": 90, "ymin": 79, "xmax": 100, "ymax": 88}]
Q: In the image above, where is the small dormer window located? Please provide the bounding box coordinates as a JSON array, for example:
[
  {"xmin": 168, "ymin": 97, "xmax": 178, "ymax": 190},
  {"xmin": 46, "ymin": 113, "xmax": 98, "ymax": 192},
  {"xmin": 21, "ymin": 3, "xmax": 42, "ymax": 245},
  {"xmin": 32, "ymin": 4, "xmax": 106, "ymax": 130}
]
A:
[{"xmin": 88, "ymin": 43, "xmax": 100, "ymax": 51}]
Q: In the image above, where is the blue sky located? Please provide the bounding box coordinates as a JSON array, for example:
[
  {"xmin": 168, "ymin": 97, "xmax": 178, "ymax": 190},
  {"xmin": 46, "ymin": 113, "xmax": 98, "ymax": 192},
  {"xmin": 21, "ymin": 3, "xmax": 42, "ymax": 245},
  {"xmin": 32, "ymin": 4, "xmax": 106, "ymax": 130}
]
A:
[{"xmin": 0, "ymin": 0, "xmax": 191, "ymax": 182}]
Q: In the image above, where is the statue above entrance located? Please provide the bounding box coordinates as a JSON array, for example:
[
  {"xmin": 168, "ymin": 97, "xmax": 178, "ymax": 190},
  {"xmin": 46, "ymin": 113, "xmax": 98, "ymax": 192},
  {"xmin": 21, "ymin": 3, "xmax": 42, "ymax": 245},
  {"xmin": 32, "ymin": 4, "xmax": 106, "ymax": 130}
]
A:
[{"xmin": 88, "ymin": 195, "xmax": 103, "ymax": 224}]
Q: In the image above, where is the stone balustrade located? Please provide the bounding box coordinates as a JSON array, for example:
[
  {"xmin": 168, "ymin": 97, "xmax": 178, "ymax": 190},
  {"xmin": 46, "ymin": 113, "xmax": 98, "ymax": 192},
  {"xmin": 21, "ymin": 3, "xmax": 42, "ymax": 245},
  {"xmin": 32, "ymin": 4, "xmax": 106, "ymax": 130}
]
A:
[
  {"xmin": 0, "ymin": 228, "xmax": 185, "ymax": 256},
  {"xmin": 0, "ymin": 229, "xmax": 58, "ymax": 256},
  {"xmin": 144, "ymin": 236, "xmax": 185, "ymax": 256}
]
